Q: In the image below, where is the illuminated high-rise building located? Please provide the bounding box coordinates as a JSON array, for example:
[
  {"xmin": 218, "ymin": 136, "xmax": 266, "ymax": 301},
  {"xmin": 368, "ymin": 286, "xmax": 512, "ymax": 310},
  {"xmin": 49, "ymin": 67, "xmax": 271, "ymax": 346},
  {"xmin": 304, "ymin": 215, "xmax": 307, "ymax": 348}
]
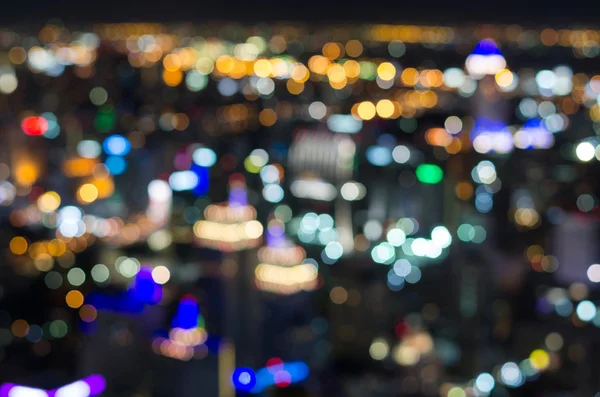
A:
[
  {"xmin": 288, "ymin": 130, "xmax": 356, "ymax": 253},
  {"xmin": 255, "ymin": 221, "xmax": 317, "ymax": 296},
  {"xmin": 193, "ymin": 180, "xmax": 264, "ymax": 368}
]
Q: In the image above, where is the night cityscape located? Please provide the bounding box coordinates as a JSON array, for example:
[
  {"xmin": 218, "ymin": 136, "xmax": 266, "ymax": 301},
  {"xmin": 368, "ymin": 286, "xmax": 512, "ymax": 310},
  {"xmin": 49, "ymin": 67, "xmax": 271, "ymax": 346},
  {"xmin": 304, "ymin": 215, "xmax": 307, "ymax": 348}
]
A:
[{"xmin": 0, "ymin": 10, "xmax": 600, "ymax": 397}]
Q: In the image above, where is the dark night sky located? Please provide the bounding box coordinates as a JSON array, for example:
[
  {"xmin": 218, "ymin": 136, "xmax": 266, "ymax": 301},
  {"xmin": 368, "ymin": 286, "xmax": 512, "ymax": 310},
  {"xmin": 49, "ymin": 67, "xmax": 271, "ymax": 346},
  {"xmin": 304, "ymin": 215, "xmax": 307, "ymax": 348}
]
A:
[{"xmin": 0, "ymin": 0, "xmax": 598, "ymax": 26}]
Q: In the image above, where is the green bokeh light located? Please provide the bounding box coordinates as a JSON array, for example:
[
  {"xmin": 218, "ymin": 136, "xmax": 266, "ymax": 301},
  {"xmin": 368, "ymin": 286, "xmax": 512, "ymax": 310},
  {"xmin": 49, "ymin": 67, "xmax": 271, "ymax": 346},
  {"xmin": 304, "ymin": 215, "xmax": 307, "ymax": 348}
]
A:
[{"xmin": 416, "ymin": 164, "xmax": 443, "ymax": 184}]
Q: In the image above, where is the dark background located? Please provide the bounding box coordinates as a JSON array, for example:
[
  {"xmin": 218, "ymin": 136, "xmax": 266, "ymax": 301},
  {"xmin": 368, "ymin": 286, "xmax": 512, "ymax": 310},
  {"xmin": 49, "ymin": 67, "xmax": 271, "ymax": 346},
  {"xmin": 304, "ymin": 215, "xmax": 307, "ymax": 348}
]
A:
[{"xmin": 0, "ymin": 0, "xmax": 598, "ymax": 25}]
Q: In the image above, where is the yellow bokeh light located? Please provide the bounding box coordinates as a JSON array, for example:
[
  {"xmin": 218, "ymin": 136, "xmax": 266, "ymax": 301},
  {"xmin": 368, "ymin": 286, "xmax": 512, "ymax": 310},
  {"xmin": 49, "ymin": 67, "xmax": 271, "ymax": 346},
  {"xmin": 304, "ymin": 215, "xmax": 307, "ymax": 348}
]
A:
[
  {"xmin": 495, "ymin": 69, "xmax": 514, "ymax": 88},
  {"xmin": 419, "ymin": 90, "xmax": 438, "ymax": 108},
  {"xmin": 78, "ymin": 183, "xmax": 99, "ymax": 204},
  {"xmin": 254, "ymin": 59, "xmax": 273, "ymax": 77},
  {"xmin": 345, "ymin": 40, "xmax": 363, "ymax": 58},
  {"xmin": 8, "ymin": 47, "xmax": 27, "ymax": 65},
  {"xmin": 291, "ymin": 64, "xmax": 310, "ymax": 83},
  {"xmin": 10, "ymin": 236, "xmax": 28, "ymax": 255},
  {"xmin": 259, "ymin": 109, "xmax": 277, "ymax": 127},
  {"xmin": 37, "ymin": 191, "xmax": 61, "ymax": 213},
  {"xmin": 195, "ymin": 57, "xmax": 214, "ymax": 74},
  {"xmin": 14, "ymin": 160, "xmax": 39, "ymax": 186},
  {"xmin": 92, "ymin": 177, "xmax": 115, "ymax": 199},
  {"xmin": 322, "ymin": 42, "xmax": 343, "ymax": 60},
  {"xmin": 215, "ymin": 55, "xmax": 235, "ymax": 74},
  {"xmin": 48, "ymin": 239, "xmax": 67, "ymax": 257},
  {"xmin": 529, "ymin": 349, "xmax": 550, "ymax": 370},
  {"xmin": 376, "ymin": 99, "xmax": 395, "ymax": 118},
  {"xmin": 63, "ymin": 157, "xmax": 98, "ymax": 177},
  {"xmin": 162, "ymin": 70, "xmax": 183, "ymax": 86},
  {"xmin": 455, "ymin": 181, "xmax": 474, "ymax": 200},
  {"xmin": 401, "ymin": 68, "xmax": 419, "ymax": 86},
  {"xmin": 377, "ymin": 62, "xmax": 396, "ymax": 81},
  {"xmin": 357, "ymin": 101, "xmax": 376, "ymax": 120},
  {"xmin": 343, "ymin": 60, "xmax": 361, "ymax": 79},
  {"xmin": 11, "ymin": 319, "xmax": 29, "ymax": 337},
  {"xmin": 66, "ymin": 290, "xmax": 84, "ymax": 309},
  {"xmin": 163, "ymin": 53, "xmax": 182, "ymax": 72},
  {"xmin": 327, "ymin": 64, "xmax": 346, "ymax": 84},
  {"xmin": 308, "ymin": 55, "xmax": 330, "ymax": 75},
  {"xmin": 286, "ymin": 79, "xmax": 304, "ymax": 95}
]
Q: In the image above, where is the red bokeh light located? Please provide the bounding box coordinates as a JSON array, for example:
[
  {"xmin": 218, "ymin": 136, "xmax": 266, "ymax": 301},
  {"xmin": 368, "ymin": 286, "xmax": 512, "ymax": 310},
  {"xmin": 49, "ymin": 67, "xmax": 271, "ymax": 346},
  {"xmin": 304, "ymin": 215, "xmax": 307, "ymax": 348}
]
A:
[
  {"xmin": 266, "ymin": 357, "xmax": 284, "ymax": 374},
  {"xmin": 395, "ymin": 322, "xmax": 411, "ymax": 339},
  {"xmin": 273, "ymin": 370, "xmax": 291, "ymax": 388},
  {"xmin": 21, "ymin": 116, "xmax": 48, "ymax": 136},
  {"xmin": 229, "ymin": 173, "xmax": 246, "ymax": 186}
]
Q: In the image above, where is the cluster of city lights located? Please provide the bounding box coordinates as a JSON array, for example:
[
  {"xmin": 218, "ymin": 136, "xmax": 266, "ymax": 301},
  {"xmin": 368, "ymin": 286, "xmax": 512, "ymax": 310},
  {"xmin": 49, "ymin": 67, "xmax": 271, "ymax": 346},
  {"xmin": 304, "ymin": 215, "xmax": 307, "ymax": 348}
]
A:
[
  {"xmin": 254, "ymin": 222, "xmax": 318, "ymax": 295},
  {"xmin": 4, "ymin": 19, "xmax": 600, "ymax": 396}
]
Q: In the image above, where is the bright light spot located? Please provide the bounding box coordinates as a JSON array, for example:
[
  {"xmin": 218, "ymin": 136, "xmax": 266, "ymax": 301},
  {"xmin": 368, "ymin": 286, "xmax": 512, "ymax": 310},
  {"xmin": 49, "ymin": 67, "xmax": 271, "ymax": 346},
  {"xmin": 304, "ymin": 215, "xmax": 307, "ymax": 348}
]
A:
[
  {"xmin": 152, "ymin": 266, "xmax": 171, "ymax": 284},
  {"xmin": 260, "ymin": 165, "xmax": 280, "ymax": 184},
  {"xmin": 392, "ymin": 145, "xmax": 410, "ymax": 163},
  {"xmin": 0, "ymin": 74, "xmax": 18, "ymax": 94},
  {"xmin": 364, "ymin": 220, "xmax": 383, "ymax": 241},
  {"xmin": 357, "ymin": 101, "xmax": 376, "ymax": 120},
  {"xmin": 8, "ymin": 386, "xmax": 47, "ymax": 397},
  {"xmin": 103, "ymin": 134, "xmax": 130, "ymax": 156},
  {"xmin": 587, "ymin": 264, "xmax": 600, "ymax": 282},
  {"xmin": 576, "ymin": 300, "xmax": 597, "ymax": 322},
  {"xmin": 308, "ymin": 101, "xmax": 327, "ymax": 120},
  {"xmin": 169, "ymin": 171, "xmax": 199, "ymax": 191},
  {"xmin": 529, "ymin": 349, "xmax": 550, "ymax": 370},
  {"xmin": 443, "ymin": 68, "xmax": 466, "ymax": 88},
  {"xmin": 387, "ymin": 228, "xmax": 406, "ymax": 246},
  {"xmin": 55, "ymin": 381, "xmax": 90, "ymax": 397},
  {"xmin": 318, "ymin": 214, "xmax": 334, "ymax": 231},
  {"xmin": 77, "ymin": 140, "xmax": 102, "ymax": 158},
  {"xmin": 67, "ymin": 268, "xmax": 86, "ymax": 287},
  {"xmin": 290, "ymin": 179, "xmax": 337, "ymax": 201},
  {"xmin": 249, "ymin": 149, "xmax": 269, "ymax": 168},
  {"xmin": 117, "ymin": 257, "xmax": 140, "ymax": 278},
  {"xmin": 148, "ymin": 180, "xmax": 172, "ymax": 202},
  {"xmin": 431, "ymin": 226, "xmax": 452, "ymax": 248},
  {"xmin": 411, "ymin": 238, "xmax": 429, "ymax": 256},
  {"xmin": 340, "ymin": 181, "xmax": 365, "ymax": 201},
  {"xmin": 37, "ymin": 191, "xmax": 61, "ymax": 213},
  {"xmin": 500, "ymin": 362, "xmax": 524, "ymax": 388},
  {"xmin": 576, "ymin": 141, "xmax": 596, "ymax": 162},
  {"xmin": 416, "ymin": 164, "xmax": 443, "ymax": 184},
  {"xmin": 475, "ymin": 161, "xmax": 497, "ymax": 184},
  {"xmin": 325, "ymin": 241, "xmax": 343, "ymax": 260},
  {"xmin": 78, "ymin": 183, "xmax": 99, "ymax": 203},
  {"xmin": 371, "ymin": 242, "xmax": 395, "ymax": 264},
  {"xmin": 369, "ymin": 338, "xmax": 389, "ymax": 360},
  {"xmin": 444, "ymin": 116, "xmax": 463, "ymax": 134},
  {"xmin": 475, "ymin": 373, "xmax": 495, "ymax": 393},
  {"xmin": 263, "ymin": 184, "xmax": 284, "ymax": 203},
  {"xmin": 536, "ymin": 70, "xmax": 557, "ymax": 90},
  {"xmin": 447, "ymin": 387, "xmax": 466, "ymax": 397},
  {"xmin": 393, "ymin": 344, "xmax": 420, "ymax": 366},
  {"xmin": 148, "ymin": 230, "xmax": 172, "ymax": 251},
  {"xmin": 393, "ymin": 259, "xmax": 411, "ymax": 277},
  {"xmin": 192, "ymin": 147, "xmax": 217, "ymax": 167},
  {"xmin": 91, "ymin": 264, "xmax": 110, "ymax": 283},
  {"xmin": 366, "ymin": 146, "xmax": 392, "ymax": 166}
]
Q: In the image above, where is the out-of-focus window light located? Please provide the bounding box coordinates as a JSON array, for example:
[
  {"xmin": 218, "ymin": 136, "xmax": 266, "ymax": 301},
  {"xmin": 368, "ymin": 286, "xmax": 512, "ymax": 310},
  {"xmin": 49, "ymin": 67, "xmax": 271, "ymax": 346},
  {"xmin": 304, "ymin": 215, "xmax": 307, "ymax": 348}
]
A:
[{"xmin": 327, "ymin": 114, "xmax": 362, "ymax": 134}]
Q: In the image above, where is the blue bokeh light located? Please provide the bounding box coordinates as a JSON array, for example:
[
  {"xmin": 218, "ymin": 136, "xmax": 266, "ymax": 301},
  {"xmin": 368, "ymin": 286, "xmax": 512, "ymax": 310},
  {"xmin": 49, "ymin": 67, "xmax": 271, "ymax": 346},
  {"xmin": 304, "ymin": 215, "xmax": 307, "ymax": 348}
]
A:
[
  {"xmin": 105, "ymin": 156, "xmax": 127, "ymax": 175},
  {"xmin": 103, "ymin": 134, "xmax": 131, "ymax": 156}
]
